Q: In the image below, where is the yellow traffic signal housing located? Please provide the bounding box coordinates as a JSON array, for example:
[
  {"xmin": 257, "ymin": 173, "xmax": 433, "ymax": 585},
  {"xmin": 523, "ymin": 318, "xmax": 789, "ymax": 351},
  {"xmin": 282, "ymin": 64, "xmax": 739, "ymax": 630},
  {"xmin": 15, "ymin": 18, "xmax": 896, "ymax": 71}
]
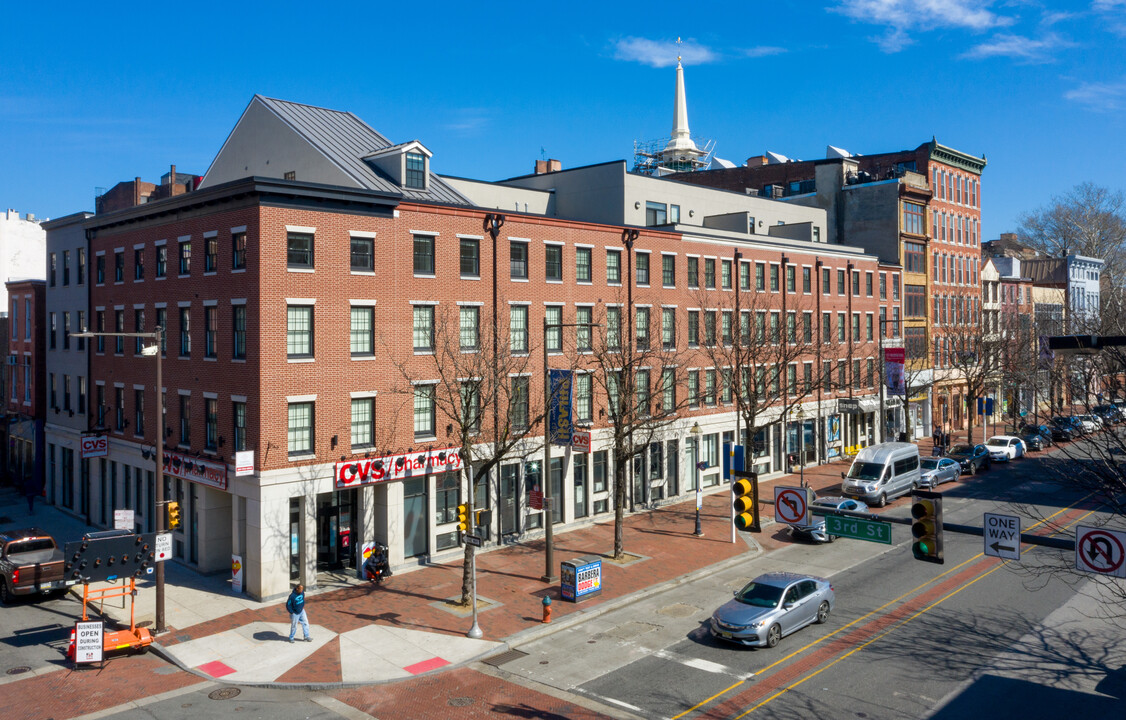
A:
[
  {"xmin": 167, "ymin": 501, "xmax": 182, "ymax": 530},
  {"xmin": 456, "ymin": 503, "xmax": 470, "ymax": 533},
  {"xmin": 911, "ymin": 491, "xmax": 943, "ymax": 564},
  {"xmin": 731, "ymin": 472, "xmax": 760, "ymax": 532}
]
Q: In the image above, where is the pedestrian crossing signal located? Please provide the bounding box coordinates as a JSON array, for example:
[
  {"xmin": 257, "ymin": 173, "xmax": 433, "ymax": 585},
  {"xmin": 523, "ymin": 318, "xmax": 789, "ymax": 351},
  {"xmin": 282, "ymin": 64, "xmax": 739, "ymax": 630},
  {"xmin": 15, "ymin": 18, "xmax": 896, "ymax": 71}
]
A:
[
  {"xmin": 911, "ymin": 491, "xmax": 943, "ymax": 564},
  {"xmin": 167, "ymin": 501, "xmax": 182, "ymax": 530},
  {"xmin": 731, "ymin": 471, "xmax": 760, "ymax": 532},
  {"xmin": 456, "ymin": 503, "xmax": 469, "ymax": 533}
]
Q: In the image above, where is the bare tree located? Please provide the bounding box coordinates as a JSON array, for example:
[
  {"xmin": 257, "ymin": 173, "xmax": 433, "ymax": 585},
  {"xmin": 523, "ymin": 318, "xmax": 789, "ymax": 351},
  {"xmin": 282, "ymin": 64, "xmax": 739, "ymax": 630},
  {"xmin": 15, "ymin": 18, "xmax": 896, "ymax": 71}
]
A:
[
  {"xmin": 1018, "ymin": 182, "xmax": 1126, "ymax": 285},
  {"xmin": 690, "ymin": 283, "xmax": 837, "ymax": 465},
  {"xmin": 576, "ymin": 291, "xmax": 693, "ymax": 560},
  {"xmin": 940, "ymin": 312, "xmax": 1004, "ymax": 445},
  {"xmin": 389, "ymin": 303, "xmax": 559, "ymax": 605}
]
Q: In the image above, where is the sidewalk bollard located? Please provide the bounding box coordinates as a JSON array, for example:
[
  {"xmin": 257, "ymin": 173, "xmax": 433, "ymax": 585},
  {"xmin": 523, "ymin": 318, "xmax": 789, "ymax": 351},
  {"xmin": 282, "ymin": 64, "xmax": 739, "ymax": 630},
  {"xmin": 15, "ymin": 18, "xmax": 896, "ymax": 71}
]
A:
[{"xmin": 541, "ymin": 595, "xmax": 552, "ymax": 624}]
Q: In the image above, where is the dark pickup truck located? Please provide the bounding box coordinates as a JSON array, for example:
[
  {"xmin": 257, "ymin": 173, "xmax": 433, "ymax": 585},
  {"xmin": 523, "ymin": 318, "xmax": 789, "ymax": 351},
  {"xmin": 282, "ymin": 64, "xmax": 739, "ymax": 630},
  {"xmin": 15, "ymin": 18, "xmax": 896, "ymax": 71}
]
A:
[{"xmin": 0, "ymin": 527, "xmax": 73, "ymax": 603}]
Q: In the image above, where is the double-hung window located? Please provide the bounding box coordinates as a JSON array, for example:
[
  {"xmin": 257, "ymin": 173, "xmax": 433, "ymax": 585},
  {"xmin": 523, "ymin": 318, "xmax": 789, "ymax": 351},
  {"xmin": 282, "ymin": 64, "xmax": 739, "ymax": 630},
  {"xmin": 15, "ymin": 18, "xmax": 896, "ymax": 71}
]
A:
[
  {"xmin": 459, "ymin": 306, "xmax": 479, "ymax": 351},
  {"xmin": 114, "ymin": 251, "xmax": 124, "ymax": 282},
  {"xmin": 351, "ymin": 398, "xmax": 374, "ymax": 448},
  {"xmin": 509, "ymin": 305, "xmax": 528, "ymax": 353},
  {"xmin": 179, "ymin": 240, "xmax": 192, "ymax": 275},
  {"xmin": 687, "ymin": 311, "xmax": 699, "ymax": 346},
  {"xmin": 576, "ymin": 306, "xmax": 592, "ymax": 351},
  {"xmin": 546, "ymin": 306, "xmax": 563, "ymax": 352},
  {"xmin": 286, "ymin": 305, "xmax": 313, "ymax": 358},
  {"xmin": 662, "ymin": 255, "xmax": 675, "ymax": 287},
  {"xmin": 288, "ymin": 401, "xmax": 313, "ymax": 455},
  {"xmin": 205, "ymin": 398, "xmax": 218, "ymax": 450},
  {"xmin": 114, "ymin": 310, "xmax": 125, "ymax": 354},
  {"xmin": 545, "ymin": 244, "xmax": 562, "ymax": 281},
  {"xmin": 635, "ymin": 307, "xmax": 649, "ymax": 350},
  {"xmin": 413, "ymin": 305, "xmax": 435, "ymax": 352},
  {"xmin": 232, "ymin": 306, "xmax": 246, "ymax": 359},
  {"xmin": 350, "ymin": 236, "xmax": 374, "ymax": 272},
  {"xmin": 205, "ymin": 235, "xmax": 218, "ymax": 272},
  {"xmin": 460, "ymin": 238, "xmax": 479, "ymax": 278},
  {"xmin": 204, "ymin": 307, "xmax": 216, "ymax": 358},
  {"xmin": 510, "ymin": 377, "xmax": 529, "ymax": 430},
  {"xmin": 232, "ymin": 231, "xmax": 247, "ymax": 269},
  {"xmin": 413, "ymin": 385, "xmax": 435, "ymax": 439},
  {"xmin": 413, "ymin": 235, "xmax": 435, "ymax": 275},
  {"xmin": 704, "ymin": 259, "xmax": 716, "ymax": 289},
  {"xmin": 405, "ymin": 152, "xmax": 426, "ymax": 188},
  {"xmin": 607, "ymin": 307, "xmax": 621, "ymax": 350},
  {"xmin": 510, "ymin": 241, "xmax": 528, "ymax": 279},
  {"xmin": 156, "ymin": 246, "xmax": 167, "ymax": 277},
  {"xmin": 576, "ymin": 373, "xmax": 593, "ymax": 422},
  {"xmin": 606, "ymin": 249, "xmax": 621, "ymax": 284},
  {"xmin": 179, "ymin": 394, "xmax": 191, "ymax": 445},
  {"xmin": 662, "ymin": 308, "xmax": 675, "ymax": 350},
  {"xmin": 134, "ymin": 249, "xmax": 144, "ymax": 280},
  {"xmin": 721, "ymin": 259, "xmax": 732, "ymax": 290},
  {"xmin": 351, "ymin": 306, "xmax": 374, "ymax": 356},
  {"xmin": 636, "ymin": 252, "xmax": 649, "ymax": 285},
  {"xmin": 687, "ymin": 257, "xmax": 699, "ymax": 288},
  {"xmin": 576, "ymin": 247, "xmax": 592, "ymax": 283}
]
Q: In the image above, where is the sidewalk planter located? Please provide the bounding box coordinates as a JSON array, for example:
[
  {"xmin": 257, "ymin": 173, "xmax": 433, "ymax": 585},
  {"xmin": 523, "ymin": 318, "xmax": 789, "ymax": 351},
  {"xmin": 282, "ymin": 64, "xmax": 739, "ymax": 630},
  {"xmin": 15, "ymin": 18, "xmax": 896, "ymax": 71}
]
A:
[{"xmin": 560, "ymin": 555, "xmax": 602, "ymax": 602}]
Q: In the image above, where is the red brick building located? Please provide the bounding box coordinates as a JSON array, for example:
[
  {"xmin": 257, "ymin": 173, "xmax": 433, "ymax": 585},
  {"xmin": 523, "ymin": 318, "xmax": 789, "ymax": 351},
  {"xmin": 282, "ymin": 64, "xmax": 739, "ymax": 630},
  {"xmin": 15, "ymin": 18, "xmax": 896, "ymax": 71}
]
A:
[{"xmin": 5, "ymin": 279, "xmax": 46, "ymax": 495}]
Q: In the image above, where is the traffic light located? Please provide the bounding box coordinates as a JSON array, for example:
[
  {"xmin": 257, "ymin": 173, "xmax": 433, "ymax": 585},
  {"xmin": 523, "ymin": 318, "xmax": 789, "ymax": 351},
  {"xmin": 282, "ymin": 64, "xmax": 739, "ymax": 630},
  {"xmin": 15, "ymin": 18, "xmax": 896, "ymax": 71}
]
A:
[
  {"xmin": 456, "ymin": 502, "xmax": 470, "ymax": 533},
  {"xmin": 167, "ymin": 501, "xmax": 182, "ymax": 530},
  {"xmin": 911, "ymin": 491, "xmax": 943, "ymax": 564},
  {"xmin": 732, "ymin": 471, "xmax": 760, "ymax": 532}
]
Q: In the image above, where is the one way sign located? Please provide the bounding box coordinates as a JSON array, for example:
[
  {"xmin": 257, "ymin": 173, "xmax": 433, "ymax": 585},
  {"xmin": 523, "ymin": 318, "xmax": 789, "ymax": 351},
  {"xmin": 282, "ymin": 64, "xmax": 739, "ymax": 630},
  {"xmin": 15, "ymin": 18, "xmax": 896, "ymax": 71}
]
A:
[{"xmin": 984, "ymin": 512, "xmax": 1021, "ymax": 560}]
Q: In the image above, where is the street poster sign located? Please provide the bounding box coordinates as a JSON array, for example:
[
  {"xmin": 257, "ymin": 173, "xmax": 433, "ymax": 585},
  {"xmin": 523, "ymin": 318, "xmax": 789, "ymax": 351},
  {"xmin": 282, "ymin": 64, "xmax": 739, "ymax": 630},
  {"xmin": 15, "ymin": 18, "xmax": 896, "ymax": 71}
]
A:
[
  {"xmin": 774, "ymin": 486, "xmax": 810, "ymax": 526},
  {"xmin": 825, "ymin": 515, "xmax": 892, "ymax": 544},
  {"xmin": 113, "ymin": 509, "xmax": 135, "ymax": 531},
  {"xmin": 74, "ymin": 620, "xmax": 104, "ymax": 664},
  {"xmin": 984, "ymin": 512, "xmax": 1021, "ymax": 560},
  {"xmin": 154, "ymin": 532, "xmax": 172, "ymax": 562},
  {"xmin": 80, "ymin": 433, "xmax": 108, "ymax": 459},
  {"xmin": 232, "ymin": 554, "xmax": 244, "ymax": 594},
  {"xmin": 884, "ymin": 347, "xmax": 905, "ymax": 396},
  {"xmin": 235, "ymin": 450, "xmax": 254, "ymax": 476},
  {"xmin": 1075, "ymin": 525, "xmax": 1126, "ymax": 577}
]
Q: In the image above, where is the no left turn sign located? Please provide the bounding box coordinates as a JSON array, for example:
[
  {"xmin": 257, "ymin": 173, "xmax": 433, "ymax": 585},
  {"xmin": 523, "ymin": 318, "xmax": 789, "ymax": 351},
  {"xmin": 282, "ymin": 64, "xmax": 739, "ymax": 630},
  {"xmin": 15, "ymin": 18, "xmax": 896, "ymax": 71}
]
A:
[
  {"xmin": 774, "ymin": 486, "xmax": 810, "ymax": 526},
  {"xmin": 1075, "ymin": 525, "xmax": 1126, "ymax": 578}
]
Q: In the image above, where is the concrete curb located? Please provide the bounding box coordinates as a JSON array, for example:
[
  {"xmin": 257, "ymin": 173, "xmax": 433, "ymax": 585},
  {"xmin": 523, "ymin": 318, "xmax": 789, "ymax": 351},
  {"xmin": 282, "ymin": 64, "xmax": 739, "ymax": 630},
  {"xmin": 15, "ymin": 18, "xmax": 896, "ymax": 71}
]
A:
[{"xmin": 146, "ymin": 526, "xmax": 773, "ymax": 691}]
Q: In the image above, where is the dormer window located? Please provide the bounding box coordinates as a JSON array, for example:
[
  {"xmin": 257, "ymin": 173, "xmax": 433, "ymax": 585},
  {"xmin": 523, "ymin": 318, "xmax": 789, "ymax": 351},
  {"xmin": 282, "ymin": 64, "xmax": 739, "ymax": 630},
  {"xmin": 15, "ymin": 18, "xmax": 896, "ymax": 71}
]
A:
[{"xmin": 405, "ymin": 152, "xmax": 426, "ymax": 189}]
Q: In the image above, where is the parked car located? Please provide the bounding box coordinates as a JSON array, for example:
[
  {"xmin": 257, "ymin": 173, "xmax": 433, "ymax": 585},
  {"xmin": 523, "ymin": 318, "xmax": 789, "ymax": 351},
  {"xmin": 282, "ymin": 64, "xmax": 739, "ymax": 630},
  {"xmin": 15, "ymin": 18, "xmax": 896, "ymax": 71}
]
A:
[
  {"xmin": 1050, "ymin": 416, "xmax": 1082, "ymax": 440},
  {"xmin": 1073, "ymin": 415, "xmax": 1101, "ymax": 434},
  {"xmin": 918, "ymin": 457, "xmax": 962, "ymax": 488},
  {"xmin": 1092, "ymin": 404, "xmax": 1124, "ymax": 424},
  {"xmin": 790, "ymin": 496, "xmax": 869, "ymax": 543},
  {"xmin": 1018, "ymin": 424, "xmax": 1053, "ymax": 450},
  {"xmin": 710, "ymin": 572, "xmax": 834, "ymax": 648},
  {"xmin": 986, "ymin": 435, "xmax": 1026, "ymax": 462},
  {"xmin": 0, "ymin": 528, "xmax": 74, "ymax": 603},
  {"xmin": 840, "ymin": 442, "xmax": 921, "ymax": 507},
  {"xmin": 945, "ymin": 443, "xmax": 991, "ymax": 475}
]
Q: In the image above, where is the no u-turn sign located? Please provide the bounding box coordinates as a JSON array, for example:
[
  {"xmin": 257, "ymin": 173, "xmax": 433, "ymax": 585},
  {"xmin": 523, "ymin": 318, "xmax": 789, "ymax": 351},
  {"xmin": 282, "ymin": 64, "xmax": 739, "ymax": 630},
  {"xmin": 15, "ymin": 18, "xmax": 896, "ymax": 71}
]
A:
[{"xmin": 1076, "ymin": 525, "xmax": 1126, "ymax": 578}]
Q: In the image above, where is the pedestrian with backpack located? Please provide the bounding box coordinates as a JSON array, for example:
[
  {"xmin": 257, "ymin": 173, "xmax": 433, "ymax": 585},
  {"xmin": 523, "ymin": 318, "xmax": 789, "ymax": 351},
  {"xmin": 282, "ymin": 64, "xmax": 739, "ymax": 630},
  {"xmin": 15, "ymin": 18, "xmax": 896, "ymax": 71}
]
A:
[{"xmin": 286, "ymin": 584, "xmax": 311, "ymax": 643}]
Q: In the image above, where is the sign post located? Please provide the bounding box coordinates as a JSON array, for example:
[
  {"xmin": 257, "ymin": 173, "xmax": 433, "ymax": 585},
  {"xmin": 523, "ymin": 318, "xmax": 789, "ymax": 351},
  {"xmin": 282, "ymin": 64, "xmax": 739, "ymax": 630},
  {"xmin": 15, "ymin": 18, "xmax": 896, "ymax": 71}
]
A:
[{"xmin": 983, "ymin": 512, "xmax": 1020, "ymax": 560}]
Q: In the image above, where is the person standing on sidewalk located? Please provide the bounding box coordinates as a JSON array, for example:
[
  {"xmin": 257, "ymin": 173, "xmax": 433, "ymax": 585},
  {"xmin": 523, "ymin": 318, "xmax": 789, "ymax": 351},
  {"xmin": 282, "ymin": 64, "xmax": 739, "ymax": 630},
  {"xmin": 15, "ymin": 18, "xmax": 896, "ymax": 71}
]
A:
[{"xmin": 286, "ymin": 584, "xmax": 311, "ymax": 643}]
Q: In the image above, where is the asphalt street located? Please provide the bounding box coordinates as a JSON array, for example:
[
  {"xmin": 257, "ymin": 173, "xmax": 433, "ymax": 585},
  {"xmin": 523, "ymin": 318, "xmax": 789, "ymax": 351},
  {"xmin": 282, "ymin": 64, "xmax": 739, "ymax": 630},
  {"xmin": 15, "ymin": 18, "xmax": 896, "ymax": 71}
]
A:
[{"xmin": 497, "ymin": 453, "xmax": 1124, "ymax": 720}]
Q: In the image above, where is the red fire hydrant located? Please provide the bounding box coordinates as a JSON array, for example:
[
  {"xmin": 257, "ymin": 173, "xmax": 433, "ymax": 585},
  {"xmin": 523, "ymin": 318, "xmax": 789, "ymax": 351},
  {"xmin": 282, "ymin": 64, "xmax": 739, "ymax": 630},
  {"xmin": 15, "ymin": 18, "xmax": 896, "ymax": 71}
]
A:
[{"xmin": 541, "ymin": 595, "xmax": 552, "ymax": 624}]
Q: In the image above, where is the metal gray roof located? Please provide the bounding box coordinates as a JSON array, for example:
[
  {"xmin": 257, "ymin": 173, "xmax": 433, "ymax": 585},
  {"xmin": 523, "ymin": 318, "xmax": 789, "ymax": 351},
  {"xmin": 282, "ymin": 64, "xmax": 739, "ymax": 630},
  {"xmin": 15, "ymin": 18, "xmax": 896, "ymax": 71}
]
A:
[{"xmin": 256, "ymin": 95, "xmax": 470, "ymax": 206}]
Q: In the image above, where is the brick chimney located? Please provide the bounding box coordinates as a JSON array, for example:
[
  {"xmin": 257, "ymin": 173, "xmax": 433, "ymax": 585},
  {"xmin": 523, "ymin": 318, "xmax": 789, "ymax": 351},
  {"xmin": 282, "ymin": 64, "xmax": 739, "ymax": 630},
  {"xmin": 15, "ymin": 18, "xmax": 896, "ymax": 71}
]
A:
[{"xmin": 535, "ymin": 159, "xmax": 562, "ymax": 175}]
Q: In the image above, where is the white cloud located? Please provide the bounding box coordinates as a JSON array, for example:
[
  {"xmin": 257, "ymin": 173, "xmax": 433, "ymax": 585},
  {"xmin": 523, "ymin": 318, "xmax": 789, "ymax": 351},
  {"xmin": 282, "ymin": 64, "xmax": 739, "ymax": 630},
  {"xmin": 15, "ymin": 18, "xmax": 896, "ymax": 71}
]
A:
[
  {"xmin": 1065, "ymin": 78, "xmax": 1126, "ymax": 111},
  {"xmin": 742, "ymin": 46, "xmax": 788, "ymax": 58},
  {"xmin": 832, "ymin": 0, "xmax": 1013, "ymax": 51},
  {"xmin": 1092, "ymin": 0, "xmax": 1126, "ymax": 10},
  {"xmin": 613, "ymin": 37, "xmax": 718, "ymax": 68},
  {"xmin": 959, "ymin": 32, "xmax": 1073, "ymax": 63},
  {"xmin": 443, "ymin": 108, "xmax": 490, "ymax": 135}
]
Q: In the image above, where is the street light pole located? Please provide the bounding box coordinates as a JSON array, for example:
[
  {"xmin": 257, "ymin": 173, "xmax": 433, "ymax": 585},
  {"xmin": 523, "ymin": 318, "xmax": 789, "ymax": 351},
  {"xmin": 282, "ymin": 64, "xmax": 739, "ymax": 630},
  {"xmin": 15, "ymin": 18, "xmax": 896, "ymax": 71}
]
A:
[
  {"xmin": 74, "ymin": 327, "xmax": 166, "ymax": 633},
  {"xmin": 690, "ymin": 421, "xmax": 702, "ymax": 537}
]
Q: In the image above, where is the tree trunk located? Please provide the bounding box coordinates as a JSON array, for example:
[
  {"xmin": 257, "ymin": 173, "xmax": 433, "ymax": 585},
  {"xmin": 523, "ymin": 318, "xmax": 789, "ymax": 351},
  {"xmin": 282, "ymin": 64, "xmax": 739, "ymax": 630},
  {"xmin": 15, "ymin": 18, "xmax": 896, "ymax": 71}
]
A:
[{"xmin": 613, "ymin": 452, "xmax": 627, "ymax": 559}]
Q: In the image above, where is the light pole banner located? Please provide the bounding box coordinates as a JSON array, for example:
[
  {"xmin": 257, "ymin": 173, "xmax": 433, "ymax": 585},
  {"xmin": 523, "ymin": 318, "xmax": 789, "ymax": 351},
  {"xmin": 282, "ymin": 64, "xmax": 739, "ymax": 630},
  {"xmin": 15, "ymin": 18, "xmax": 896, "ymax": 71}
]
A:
[
  {"xmin": 884, "ymin": 347, "xmax": 906, "ymax": 396},
  {"xmin": 548, "ymin": 369, "xmax": 574, "ymax": 446}
]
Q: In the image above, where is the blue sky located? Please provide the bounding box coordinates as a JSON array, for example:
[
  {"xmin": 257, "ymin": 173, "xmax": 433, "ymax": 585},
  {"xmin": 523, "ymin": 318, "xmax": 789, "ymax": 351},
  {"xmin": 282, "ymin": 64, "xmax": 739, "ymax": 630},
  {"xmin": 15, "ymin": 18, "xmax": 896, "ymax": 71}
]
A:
[{"xmin": 3, "ymin": 1, "xmax": 1124, "ymax": 241}]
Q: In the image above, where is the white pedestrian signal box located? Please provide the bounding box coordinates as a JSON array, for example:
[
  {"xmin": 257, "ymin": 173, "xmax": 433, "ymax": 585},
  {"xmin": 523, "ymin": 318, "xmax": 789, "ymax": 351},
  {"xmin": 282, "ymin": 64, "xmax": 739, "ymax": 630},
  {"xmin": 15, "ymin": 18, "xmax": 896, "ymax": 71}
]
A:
[{"xmin": 983, "ymin": 512, "xmax": 1020, "ymax": 560}]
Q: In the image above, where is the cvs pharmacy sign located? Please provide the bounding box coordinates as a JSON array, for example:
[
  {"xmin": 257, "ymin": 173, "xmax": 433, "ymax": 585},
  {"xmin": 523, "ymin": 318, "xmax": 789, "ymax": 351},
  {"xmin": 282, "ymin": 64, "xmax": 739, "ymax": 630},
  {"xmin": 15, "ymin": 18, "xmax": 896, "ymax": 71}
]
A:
[
  {"xmin": 80, "ymin": 434, "xmax": 108, "ymax": 459},
  {"xmin": 335, "ymin": 447, "xmax": 462, "ymax": 488}
]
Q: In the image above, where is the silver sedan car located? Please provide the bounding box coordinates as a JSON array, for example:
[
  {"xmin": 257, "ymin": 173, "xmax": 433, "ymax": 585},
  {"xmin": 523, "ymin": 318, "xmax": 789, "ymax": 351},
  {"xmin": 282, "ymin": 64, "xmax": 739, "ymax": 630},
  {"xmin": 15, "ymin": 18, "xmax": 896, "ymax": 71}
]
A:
[
  {"xmin": 918, "ymin": 456, "xmax": 961, "ymax": 488},
  {"xmin": 710, "ymin": 572, "xmax": 834, "ymax": 648}
]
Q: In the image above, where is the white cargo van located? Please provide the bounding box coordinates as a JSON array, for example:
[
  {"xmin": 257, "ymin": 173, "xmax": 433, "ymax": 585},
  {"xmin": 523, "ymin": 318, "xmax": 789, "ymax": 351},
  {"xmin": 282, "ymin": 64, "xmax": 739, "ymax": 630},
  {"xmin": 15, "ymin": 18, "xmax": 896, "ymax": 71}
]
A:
[{"xmin": 840, "ymin": 442, "xmax": 920, "ymax": 507}]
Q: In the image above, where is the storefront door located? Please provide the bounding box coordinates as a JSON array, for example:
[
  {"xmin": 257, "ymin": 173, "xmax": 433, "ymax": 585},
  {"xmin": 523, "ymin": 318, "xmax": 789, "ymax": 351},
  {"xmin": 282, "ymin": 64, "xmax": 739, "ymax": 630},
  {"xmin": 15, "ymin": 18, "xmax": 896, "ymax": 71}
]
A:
[
  {"xmin": 317, "ymin": 490, "xmax": 356, "ymax": 570},
  {"xmin": 499, "ymin": 464, "xmax": 519, "ymax": 536},
  {"xmin": 402, "ymin": 478, "xmax": 427, "ymax": 559}
]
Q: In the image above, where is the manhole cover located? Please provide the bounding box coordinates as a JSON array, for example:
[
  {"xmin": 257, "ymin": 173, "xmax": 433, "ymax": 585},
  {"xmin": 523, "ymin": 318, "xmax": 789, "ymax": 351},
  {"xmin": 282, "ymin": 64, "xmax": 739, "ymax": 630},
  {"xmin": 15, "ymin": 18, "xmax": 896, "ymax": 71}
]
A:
[
  {"xmin": 6, "ymin": 667, "xmax": 30, "ymax": 675},
  {"xmin": 208, "ymin": 688, "xmax": 241, "ymax": 700},
  {"xmin": 658, "ymin": 603, "xmax": 700, "ymax": 618},
  {"xmin": 448, "ymin": 697, "xmax": 474, "ymax": 707}
]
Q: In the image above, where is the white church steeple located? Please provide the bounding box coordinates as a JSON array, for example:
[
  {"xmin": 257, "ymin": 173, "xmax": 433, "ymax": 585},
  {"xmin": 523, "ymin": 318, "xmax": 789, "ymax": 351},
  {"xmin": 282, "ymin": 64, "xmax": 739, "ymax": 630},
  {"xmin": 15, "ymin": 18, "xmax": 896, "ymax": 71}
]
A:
[{"xmin": 657, "ymin": 42, "xmax": 708, "ymax": 172}]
